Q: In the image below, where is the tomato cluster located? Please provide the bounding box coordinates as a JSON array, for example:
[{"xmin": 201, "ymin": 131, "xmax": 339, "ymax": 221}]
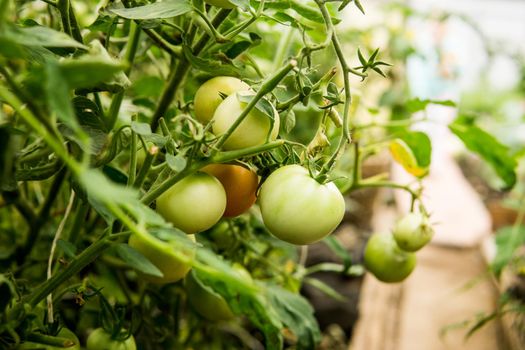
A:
[
  {"xmin": 127, "ymin": 76, "xmax": 348, "ymax": 314},
  {"xmin": 364, "ymin": 212, "xmax": 434, "ymax": 283}
]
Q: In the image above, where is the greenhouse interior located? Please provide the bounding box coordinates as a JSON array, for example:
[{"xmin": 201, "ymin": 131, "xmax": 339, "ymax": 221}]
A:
[{"xmin": 0, "ymin": 0, "xmax": 524, "ymax": 349}]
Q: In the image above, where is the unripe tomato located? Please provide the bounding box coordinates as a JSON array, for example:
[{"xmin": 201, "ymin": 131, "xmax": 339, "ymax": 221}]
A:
[
  {"xmin": 185, "ymin": 270, "xmax": 234, "ymax": 321},
  {"xmin": 212, "ymin": 94, "xmax": 280, "ymax": 150},
  {"xmin": 156, "ymin": 172, "xmax": 226, "ymax": 233},
  {"xmin": 258, "ymin": 165, "xmax": 345, "ymax": 245},
  {"xmin": 194, "ymin": 76, "xmax": 250, "ymax": 124},
  {"xmin": 364, "ymin": 233, "xmax": 416, "ymax": 283},
  {"xmin": 86, "ymin": 328, "xmax": 136, "ymax": 350},
  {"xmin": 204, "ymin": 0, "xmax": 236, "ymax": 9},
  {"xmin": 392, "ymin": 212, "xmax": 434, "ymax": 252},
  {"xmin": 20, "ymin": 328, "xmax": 80, "ymax": 349},
  {"xmin": 201, "ymin": 164, "xmax": 258, "ymax": 217},
  {"xmin": 128, "ymin": 234, "xmax": 195, "ymax": 284}
]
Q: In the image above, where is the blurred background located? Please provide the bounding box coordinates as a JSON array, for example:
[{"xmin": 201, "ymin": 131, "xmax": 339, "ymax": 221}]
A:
[{"xmin": 317, "ymin": 0, "xmax": 525, "ymax": 349}]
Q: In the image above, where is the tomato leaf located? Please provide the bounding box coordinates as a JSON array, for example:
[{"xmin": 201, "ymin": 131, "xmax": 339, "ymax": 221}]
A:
[
  {"xmin": 166, "ymin": 153, "xmax": 187, "ymax": 172},
  {"xmin": 59, "ymin": 57, "xmax": 127, "ymax": 90},
  {"xmin": 114, "ymin": 243, "xmax": 164, "ymax": 278},
  {"xmin": 110, "ymin": 0, "xmax": 192, "ymax": 20},
  {"xmin": 449, "ymin": 119, "xmax": 517, "ymax": 189},
  {"xmin": 183, "ymin": 46, "xmax": 241, "ymax": 76},
  {"xmin": 0, "ymin": 23, "xmax": 87, "ymax": 49},
  {"xmin": 405, "ymin": 97, "xmax": 456, "ymax": 114},
  {"xmin": 236, "ymin": 92, "xmax": 276, "ymax": 121},
  {"xmin": 265, "ymin": 283, "xmax": 322, "ymax": 349},
  {"xmin": 195, "ymin": 249, "xmax": 283, "ymax": 349},
  {"xmin": 398, "ymin": 131, "xmax": 432, "ymax": 168}
]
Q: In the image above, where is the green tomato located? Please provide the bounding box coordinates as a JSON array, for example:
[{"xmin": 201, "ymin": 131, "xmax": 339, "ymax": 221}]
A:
[
  {"xmin": 258, "ymin": 165, "xmax": 345, "ymax": 245},
  {"xmin": 364, "ymin": 233, "xmax": 416, "ymax": 283},
  {"xmin": 128, "ymin": 233, "xmax": 195, "ymax": 284},
  {"xmin": 212, "ymin": 93, "xmax": 280, "ymax": 150},
  {"xmin": 156, "ymin": 172, "xmax": 226, "ymax": 233},
  {"xmin": 86, "ymin": 328, "xmax": 136, "ymax": 350},
  {"xmin": 392, "ymin": 212, "xmax": 434, "ymax": 252},
  {"xmin": 19, "ymin": 328, "xmax": 80, "ymax": 350},
  {"xmin": 194, "ymin": 76, "xmax": 250, "ymax": 124},
  {"xmin": 204, "ymin": 0, "xmax": 236, "ymax": 9},
  {"xmin": 185, "ymin": 270, "xmax": 234, "ymax": 321}
]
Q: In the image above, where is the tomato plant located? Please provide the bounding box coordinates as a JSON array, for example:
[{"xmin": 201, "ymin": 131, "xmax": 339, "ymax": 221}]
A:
[
  {"xmin": 156, "ymin": 172, "xmax": 226, "ymax": 233},
  {"xmin": 86, "ymin": 328, "xmax": 136, "ymax": 350},
  {"xmin": 201, "ymin": 163, "xmax": 258, "ymax": 217},
  {"xmin": 2, "ymin": 0, "xmax": 516, "ymax": 348},
  {"xmin": 259, "ymin": 165, "xmax": 345, "ymax": 245},
  {"xmin": 364, "ymin": 233, "xmax": 417, "ymax": 283}
]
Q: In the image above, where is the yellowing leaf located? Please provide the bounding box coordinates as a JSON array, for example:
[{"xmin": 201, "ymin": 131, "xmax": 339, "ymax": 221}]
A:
[{"xmin": 389, "ymin": 139, "xmax": 428, "ymax": 177}]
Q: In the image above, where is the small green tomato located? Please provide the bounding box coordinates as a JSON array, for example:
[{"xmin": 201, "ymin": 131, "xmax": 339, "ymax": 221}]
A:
[{"xmin": 392, "ymin": 212, "xmax": 434, "ymax": 252}]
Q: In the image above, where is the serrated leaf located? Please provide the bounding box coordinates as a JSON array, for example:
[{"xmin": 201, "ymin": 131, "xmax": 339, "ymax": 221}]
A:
[
  {"xmin": 183, "ymin": 46, "xmax": 241, "ymax": 76},
  {"xmin": 114, "ymin": 243, "xmax": 164, "ymax": 277},
  {"xmin": 449, "ymin": 120, "xmax": 516, "ymax": 189},
  {"xmin": 110, "ymin": 0, "xmax": 192, "ymax": 20},
  {"xmin": 266, "ymin": 283, "xmax": 321, "ymax": 349},
  {"xmin": 166, "ymin": 153, "xmax": 187, "ymax": 172},
  {"xmin": 57, "ymin": 239, "xmax": 77, "ymax": 258}
]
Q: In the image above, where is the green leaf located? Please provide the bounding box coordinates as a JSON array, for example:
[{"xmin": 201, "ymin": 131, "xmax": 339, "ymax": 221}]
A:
[
  {"xmin": 266, "ymin": 283, "xmax": 321, "ymax": 349},
  {"xmin": 114, "ymin": 243, "xmax": 164, "ymax": 278},
  {"xmin": 405, "ymin": 97, "xmax": 456, "ymax": 114},
  {"xmin": 57, "ymin": 239, "xmax": 77, "ymax": 258},
  {"xmin": 304, "ymin": 277, "xmax": 347, "ymax": 302},
  {"xmin": 166, "ymin": 153, "xmax": 187, "ymax": 172},
  {"xmin": 183, "ymin": 46, "xmax": 241, "ymax": 76},
  {"xmin": 195, "ymin": 249, "xmax": 283, "ymax": 349},
  {"xmin": 236, "ymin": 92, "xmax": 276, "ymax": 122},
  {"xmin": 111, "ymin": 0, "xmax": 193, "ymax": 20},
  {"xmin": 491, "ymin": 226, "xmax": 525, "ymax": 276},
  {"xmin": 79, "ymin": 168, "xmax": 138, "ymax": 205},
  {"xmin": 45, "ymin": 61, "xmax": 86, "ymax": 146},
  {"xmin": 59, "ymin": 57, "xmax": 127, "ymax": 89},
  {"xmin": 398, "ymin": 131, "xmax": 432, "ymax": 168},
  {"xmin": 449, "ymin": 120, "xmax": 517, "ymax": 189},
  {"xmin": 0, "ymin": 24, "xmax": 87, "ymax": 49}
]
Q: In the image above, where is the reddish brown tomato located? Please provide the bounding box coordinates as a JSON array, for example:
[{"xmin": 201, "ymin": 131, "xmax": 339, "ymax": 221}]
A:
[{"xmin": 202, "ymin": 164, "xmax": 258, "ymax": 217}]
